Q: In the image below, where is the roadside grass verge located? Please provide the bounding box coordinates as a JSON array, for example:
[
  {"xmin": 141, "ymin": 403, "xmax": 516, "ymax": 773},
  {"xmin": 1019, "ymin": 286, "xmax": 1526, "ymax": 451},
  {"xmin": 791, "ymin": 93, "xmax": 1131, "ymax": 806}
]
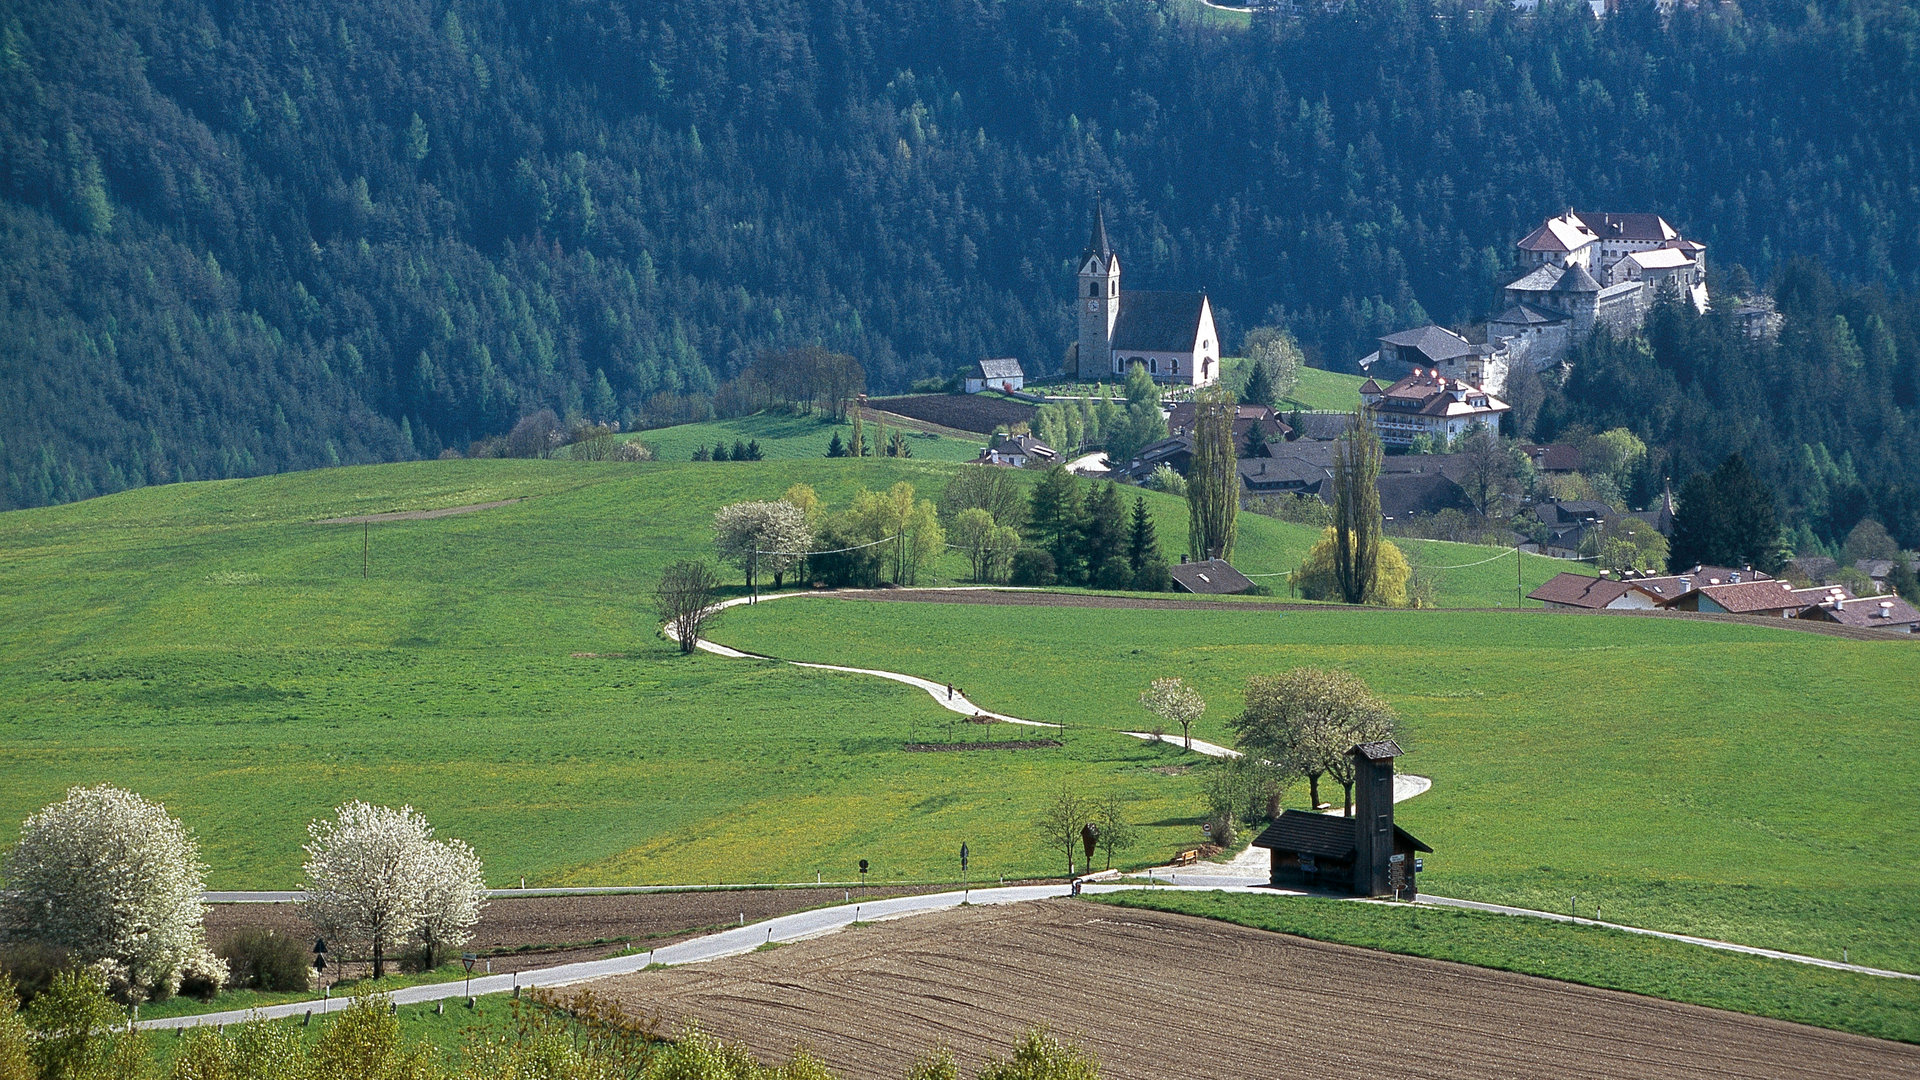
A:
[
  {"xmin": 713, "ymin": 599, "xmax": 1920, "ymax": 972},
  {"xmin": 1089, "ymin": 891, "xmax": 1920, "ymax": 1044},
  {"xmin": 135, "ymin": 962, "xmax": 474, "ymax": 1021}
]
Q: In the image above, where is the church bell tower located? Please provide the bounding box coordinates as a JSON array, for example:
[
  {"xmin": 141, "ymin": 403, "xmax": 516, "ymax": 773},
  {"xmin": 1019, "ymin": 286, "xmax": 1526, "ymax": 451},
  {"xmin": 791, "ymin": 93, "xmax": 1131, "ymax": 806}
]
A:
[{"xmin": 1077, "ymin": 201, "xmax": 1120, "ymax": 381}]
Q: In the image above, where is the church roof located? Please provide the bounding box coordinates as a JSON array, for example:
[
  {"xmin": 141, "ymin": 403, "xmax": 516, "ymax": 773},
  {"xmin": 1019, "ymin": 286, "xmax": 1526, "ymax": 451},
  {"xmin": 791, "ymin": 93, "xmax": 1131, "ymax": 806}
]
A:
[
  {"xmin": 1082, "ymin": 202, "xmax": 1113, "ymax": 262},
  {"xmin": 972, "ymin": 357, "xmax": 1025, "ymax": 381},
  {"xmin": 1112, "ymin": 290, "xmax": 1207, "ymax": 353}
]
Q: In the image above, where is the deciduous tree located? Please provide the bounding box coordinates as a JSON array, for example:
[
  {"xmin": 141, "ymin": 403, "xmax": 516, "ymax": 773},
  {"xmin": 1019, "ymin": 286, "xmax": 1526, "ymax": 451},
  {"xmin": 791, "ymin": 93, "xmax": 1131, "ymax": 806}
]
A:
[
  {"xmin": 1331, "ymin": 413, "xmax": 1384, "ymax": 603},
  {"xmin": 1032, "ymin": 783, "xmax": 1090, "ymax": 878},
  {"xmin": 1139, "ymin": 677, "xmax": 1206, "ymax": 750},
  {"xmin": 0, "ymin": 785, "xmax": 223, "ymax": 1003},
  {"xmin": 1186, "ymin": 385, "xmax": 1238, "ymax": 562},
  {"xmin": 713, "ymin": 500, "xmax": 814, "ymax": 593},
  {"xmin": 301, "ymin": 802, "xmax": 487, "ymax": 979},
  {"xmin": 656, "ymin": 560, "xmax": 721, "ymax": 653},
  {"xmin": 1232, "ymin": 668, "xmax": 1396, "ymax": 814}
]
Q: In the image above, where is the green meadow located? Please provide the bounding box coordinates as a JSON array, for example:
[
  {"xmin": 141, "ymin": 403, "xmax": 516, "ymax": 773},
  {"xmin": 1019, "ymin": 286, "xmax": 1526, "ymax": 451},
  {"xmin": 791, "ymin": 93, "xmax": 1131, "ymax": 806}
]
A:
[
  {"xmin": 714, "ymin": 599, "xmax": 1920, "ymax": 973},
  {"xmin": 0, "ymin": 458, "xmax": 1222, "ymax": 888}
]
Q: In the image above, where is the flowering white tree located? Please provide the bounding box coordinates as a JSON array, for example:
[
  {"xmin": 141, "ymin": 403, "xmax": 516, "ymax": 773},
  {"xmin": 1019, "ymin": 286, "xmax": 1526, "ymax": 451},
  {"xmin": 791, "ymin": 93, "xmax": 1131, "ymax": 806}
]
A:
[
  {"xmin": 0, "ymin": 785, "xmax": 225, "ymax": 1002},
  {"xmin": 712, "ymin": 500, "xmax": 814, "ymax": 592},
  {"xmin": 301, "ymin": 802, "xmax": 487, "ymax": 978},
  {"xmin": 1140, "ymin": 676, "xmax": 1207, "ymax": 750}
]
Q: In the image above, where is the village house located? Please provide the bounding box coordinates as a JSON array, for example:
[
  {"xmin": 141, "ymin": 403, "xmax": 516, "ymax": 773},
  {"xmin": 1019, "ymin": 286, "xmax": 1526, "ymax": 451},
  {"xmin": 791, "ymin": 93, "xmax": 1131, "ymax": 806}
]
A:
[
  {"xmin": 1656, "ymin": 578, "xmax": 1806, "ymax": 617},
  {"xmin": 1357, "ymin": 324, "xmax": 1509, "ymax": 396},
  {"xmin": 1358, "ymin": 370, "xmax": 1509, "ymax": 449},
  {"xmin": 1166, "ymin": 401, "xmax": 1291, "ymax": 453},
  {"xmin": 973, "ymin": 433, "xmax": 1055, "ymax": 468},
  {"xmin": 1795, "ymin": 590, "xmax": 1920, "ymax": 633},
  {"xmin": 1072, "ymin": 203, "xmax": 1221, "ymax": 386},
  {"xmin": 1529, "ymin": 565, "xmax": 1774, "ymax": 611},
  {"xmin": 1169, "ymin": 557, "xmax": 1256, "ymax": 595},
  {"xmin": 964, "ymin": 357, "xmax": 1025, "ymax": 395}
]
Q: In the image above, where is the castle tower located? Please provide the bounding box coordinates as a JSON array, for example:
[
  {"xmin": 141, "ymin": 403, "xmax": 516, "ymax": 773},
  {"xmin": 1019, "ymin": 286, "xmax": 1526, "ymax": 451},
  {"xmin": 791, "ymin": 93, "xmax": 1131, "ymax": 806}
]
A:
[{"xmin": 1076, "ymin": 201, "xmax": 1120, "ymax": 381}]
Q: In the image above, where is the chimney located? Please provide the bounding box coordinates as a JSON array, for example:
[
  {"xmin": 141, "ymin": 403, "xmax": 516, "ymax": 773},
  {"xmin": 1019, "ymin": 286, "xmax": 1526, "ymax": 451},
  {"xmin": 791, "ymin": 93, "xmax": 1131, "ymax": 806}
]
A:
[{"xmin": 1880, "ymin": 601, "xmax": 1894, "ymax": 618}]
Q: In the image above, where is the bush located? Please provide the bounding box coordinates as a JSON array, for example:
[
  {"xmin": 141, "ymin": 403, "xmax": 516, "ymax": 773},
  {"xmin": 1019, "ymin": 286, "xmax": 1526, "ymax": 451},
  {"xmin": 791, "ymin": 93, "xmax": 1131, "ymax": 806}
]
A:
[
  {"xmin": 1010, "ymin": 548, "xmax": 1056, "ymax": 586},
  {"xmin": 1092, "ymin": 555, "xmax": 1134, "ymax": 590},
  {"xmin": 216, "ymin": 929, "xmax": 311, "ymax": 992},
  {"xmin": 0, "ymin": 944, "xmax": 72, "ymax": 1006},
  {"xmin": 1132, "ymin": 557, "xmax": 1172, "ymax": 592}
]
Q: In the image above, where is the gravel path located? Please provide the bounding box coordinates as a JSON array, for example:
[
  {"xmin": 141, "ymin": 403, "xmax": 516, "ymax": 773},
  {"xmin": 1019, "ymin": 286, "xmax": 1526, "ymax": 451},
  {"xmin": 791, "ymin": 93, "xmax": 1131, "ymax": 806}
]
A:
[{"xmin": 311, "ymin": 499, "xmax": 521, "ymax": 524}]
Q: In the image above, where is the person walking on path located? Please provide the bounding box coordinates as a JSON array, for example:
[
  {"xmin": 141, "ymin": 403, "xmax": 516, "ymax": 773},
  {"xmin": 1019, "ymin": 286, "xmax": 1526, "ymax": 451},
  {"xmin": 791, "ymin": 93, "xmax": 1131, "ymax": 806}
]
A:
[{"xmin": 947, "ymin": 683, "xmax": 954, "ymax": 701}]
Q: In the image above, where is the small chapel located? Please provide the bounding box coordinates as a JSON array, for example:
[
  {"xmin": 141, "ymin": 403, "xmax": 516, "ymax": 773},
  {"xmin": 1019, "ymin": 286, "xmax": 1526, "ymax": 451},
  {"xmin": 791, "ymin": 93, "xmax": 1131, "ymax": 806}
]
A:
[{"xmin": 1071, "ymin": 203, "xmax": 1220, "ymax": 387}]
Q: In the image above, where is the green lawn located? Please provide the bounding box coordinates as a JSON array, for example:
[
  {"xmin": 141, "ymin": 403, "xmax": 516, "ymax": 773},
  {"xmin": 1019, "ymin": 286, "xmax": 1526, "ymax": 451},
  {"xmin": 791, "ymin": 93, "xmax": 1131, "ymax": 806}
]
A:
[
  {"xmin": 1090, "ymin": 892, "xmax": 1920, "ymax": 1044},
  {"xmin": 712, "ymin": 599, "xmax": 1920, "ymax": 973},
  {"xmin": 1219, "ymin": 358, "xmax": 1366, "ymax": 413},
  {"xmin": 613, "ymin": 411, "xmax": 984, "ymax": 464}
]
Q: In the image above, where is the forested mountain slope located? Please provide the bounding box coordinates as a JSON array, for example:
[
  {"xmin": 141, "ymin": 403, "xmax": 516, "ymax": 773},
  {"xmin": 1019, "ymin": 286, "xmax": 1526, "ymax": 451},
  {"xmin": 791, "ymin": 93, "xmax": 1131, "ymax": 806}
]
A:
[{"xmin": 3, "ymin": 0, "xmax": 1918, "ymax": 509}]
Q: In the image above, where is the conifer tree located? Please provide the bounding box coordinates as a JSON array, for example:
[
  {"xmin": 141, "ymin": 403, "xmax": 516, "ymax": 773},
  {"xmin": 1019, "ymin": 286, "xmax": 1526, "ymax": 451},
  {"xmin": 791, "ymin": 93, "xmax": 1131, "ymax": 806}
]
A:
[{"xmin": 1129, "ymin": 495, "xmax": 1169, "ymax": 590}]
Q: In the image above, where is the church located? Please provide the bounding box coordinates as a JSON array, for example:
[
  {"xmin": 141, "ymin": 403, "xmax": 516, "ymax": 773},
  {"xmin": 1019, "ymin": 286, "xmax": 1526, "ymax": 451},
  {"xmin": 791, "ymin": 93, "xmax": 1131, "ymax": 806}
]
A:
[{"xmin": 1071, "ymin": 203, "xmax": 1221, "ymax": 386}]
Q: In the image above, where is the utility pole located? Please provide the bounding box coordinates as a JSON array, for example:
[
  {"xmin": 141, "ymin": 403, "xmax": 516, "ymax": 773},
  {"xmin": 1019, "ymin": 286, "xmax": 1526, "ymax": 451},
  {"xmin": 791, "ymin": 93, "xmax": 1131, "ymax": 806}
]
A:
[
  {"xmin": 1515, "ymin": 544, "xmax": 1522, "ymax": 607},
  {"xmin": 751, "ymin": 547, "xmax": 759, "ymax": 604},
  {"xmin": 363, "ymin": 523, "xmax": 369, "ymax": 579}
]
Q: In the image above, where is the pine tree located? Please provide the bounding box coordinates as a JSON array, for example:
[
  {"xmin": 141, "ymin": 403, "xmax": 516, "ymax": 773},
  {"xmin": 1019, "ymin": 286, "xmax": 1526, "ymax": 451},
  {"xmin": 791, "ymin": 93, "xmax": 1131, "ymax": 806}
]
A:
[
  {"xmin": 1243, "ymin": 360, "xmax": 1275, "ymax": 409},
  {"xmin": 826, "ymin": 432, "xmax": 846, "ymax": 458},
  {"xmin": 1128, "ymin": 495, "xmax": 1169, "ymax": 590},
  {"xmin": 745, "ymin": 439, "xmax": 764, "ymax": 460},
  {"xmin": 1027, "ymin": 466, "xmax": 1086, "ymax": 584},
  {"xmin": 1669, "ymin": 454, "xmax": 1781, "ymax": 571},
  {"xmin": 711, "ymin": 441, "xmax": 730, "ymax": 462},
  {"xmin": 732, "ymin": 440, "xmax": 750, "ymax": 462},
  {"xmin": 1082, "ymin": 482, "xmax": 1129, "ymax": 587}
]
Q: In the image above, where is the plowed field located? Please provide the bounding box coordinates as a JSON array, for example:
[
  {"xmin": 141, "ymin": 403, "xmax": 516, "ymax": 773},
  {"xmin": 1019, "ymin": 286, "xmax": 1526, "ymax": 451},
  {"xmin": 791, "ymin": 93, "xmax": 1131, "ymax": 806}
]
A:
[{"xmin": 588, "ymin": 900, "xmax": 1919, "ymax": 1080}]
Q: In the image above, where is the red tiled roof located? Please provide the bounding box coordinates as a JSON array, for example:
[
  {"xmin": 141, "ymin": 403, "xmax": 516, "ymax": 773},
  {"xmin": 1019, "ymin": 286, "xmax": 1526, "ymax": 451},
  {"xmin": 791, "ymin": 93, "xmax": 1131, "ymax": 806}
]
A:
[{"xmin": 1528, "ymin": 572, "xmax": 1632, "ymax": 609}]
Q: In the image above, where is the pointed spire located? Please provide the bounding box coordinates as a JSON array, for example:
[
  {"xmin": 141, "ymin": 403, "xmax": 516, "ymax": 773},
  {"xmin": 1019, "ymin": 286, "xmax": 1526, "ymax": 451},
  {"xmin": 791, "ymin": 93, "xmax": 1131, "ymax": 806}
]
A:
[{"xmin": 1082, "ymin": 197, "xmax": 1112, "ymax": 262}]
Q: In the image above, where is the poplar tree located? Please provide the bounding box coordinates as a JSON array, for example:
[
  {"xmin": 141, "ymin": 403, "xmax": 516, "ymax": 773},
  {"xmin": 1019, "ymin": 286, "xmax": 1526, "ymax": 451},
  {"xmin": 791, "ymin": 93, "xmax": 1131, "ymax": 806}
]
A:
[
  {"xmin": 1186, "ymin": 385, "xmax": 1238, "ymax": 561},
  {"xmin": 1331, "ymin": 411, "xmax": 1384, "ymax": 604}
]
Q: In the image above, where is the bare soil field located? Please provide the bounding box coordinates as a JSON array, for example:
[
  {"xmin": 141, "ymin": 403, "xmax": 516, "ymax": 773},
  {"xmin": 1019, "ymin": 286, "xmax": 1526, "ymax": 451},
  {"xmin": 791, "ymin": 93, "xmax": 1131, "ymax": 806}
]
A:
[
  {"xmin": 204, "ymin": 886, "xmax": 945, "ymax": 981},
  {"xmin": 872, "ymin": 395, "xmax": 1036, "ymax": 434},
  {"xmin": 312, "ymin": 498, "xmax": 521, "ymax": 525},
  {"xmin": 587, "ymin": 900, "xmax": 1919, "ymax": 1080}
]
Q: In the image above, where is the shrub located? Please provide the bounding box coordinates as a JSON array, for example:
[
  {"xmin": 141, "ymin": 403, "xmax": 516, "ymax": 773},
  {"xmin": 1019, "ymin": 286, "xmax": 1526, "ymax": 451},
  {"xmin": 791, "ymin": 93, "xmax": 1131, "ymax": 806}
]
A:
[
  {"xmin": 0, "ymin": 943, "xmax": 72, "ymax": 1006},
  {"xmin": 216, "ymin": 928, "xmax": 311, "ymax": 992},
  {"xmin": 1010, "ymin": 548, "xmax": 1056, "ymax": 586}
]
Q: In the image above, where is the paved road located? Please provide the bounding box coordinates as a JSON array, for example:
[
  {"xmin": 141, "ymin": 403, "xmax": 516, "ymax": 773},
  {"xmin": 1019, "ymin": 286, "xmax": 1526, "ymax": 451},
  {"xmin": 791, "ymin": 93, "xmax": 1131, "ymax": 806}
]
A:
[
  {"xmin": 146, "ymin": 882, "xmax": 1255, "ymax": 1030},
  {"xmin": 159, "ymin": 878, "xmax": 1917, "ymax": 1031}
]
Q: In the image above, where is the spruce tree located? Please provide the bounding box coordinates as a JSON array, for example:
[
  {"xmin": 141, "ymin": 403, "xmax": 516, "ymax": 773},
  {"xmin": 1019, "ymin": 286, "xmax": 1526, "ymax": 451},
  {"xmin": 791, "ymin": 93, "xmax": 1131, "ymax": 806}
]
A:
[
  {"xmin": 1083, "ymin": 482, "xmax": 1129, "ymax": 587},
  {"xmin": 732, "ymin": 440, "xmax": 750, "ymax": 462},
  {"xmin": 1669, "ymin": 454, "xmax": 1781, "ymax": 571},
  {"xmin": 1027, "ymin": 466, "xmax": 1086, "ymax": 584},
  {"xmin": 1243, "ymin": 360, "xmax": 1275, "ymax": 409},
  {"xmin": 1128, "ymin": 495, "xmax": 1169, "ymax": 590},
  {"xmin": 826, "ymin": 432, "xmax": 846, "ymax": 457},
  {"xmin": 711, "ymin": 442, "xmax": 730, "ymax": 462}
]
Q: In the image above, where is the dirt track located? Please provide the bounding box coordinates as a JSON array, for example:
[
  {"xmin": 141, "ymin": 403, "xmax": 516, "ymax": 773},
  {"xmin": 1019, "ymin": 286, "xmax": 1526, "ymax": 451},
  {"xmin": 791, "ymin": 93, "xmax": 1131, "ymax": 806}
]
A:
[
  {"xmin": 587, "ymin": 901, "xmax": 1919, "ymax": 1080},
  {"xmin": 312, "ymin": 498, "xmax": 520, "ymax": 525}
]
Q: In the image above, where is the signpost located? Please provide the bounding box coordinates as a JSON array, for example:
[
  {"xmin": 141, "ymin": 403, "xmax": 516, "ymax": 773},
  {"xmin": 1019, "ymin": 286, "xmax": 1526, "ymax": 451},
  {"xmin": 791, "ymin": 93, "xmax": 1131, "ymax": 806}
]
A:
[
  {"xmin": 462, "ymin": 952, "xmax": 478, "ymax": 999},
  {"xmin": 858, "ymin": 858, "xmax": 869, "ymax": 886},
  {"xmin": 960, "ymin": 843, "xmax": 970, "ymax": 899},
  {"xmin": 311, "ymin": 938, "xmax": 327, "ymax": 1008}
]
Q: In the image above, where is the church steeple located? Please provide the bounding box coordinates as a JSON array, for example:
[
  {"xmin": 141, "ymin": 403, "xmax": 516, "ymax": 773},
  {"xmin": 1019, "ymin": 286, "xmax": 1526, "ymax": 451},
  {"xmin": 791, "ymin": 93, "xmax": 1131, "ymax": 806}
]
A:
[
  {"xmin": 1076, "ymin": 197, "xmax": 1120, "ymax": 380},
  {"xmin": 1082, "ymin": 199, "xmax": 1113, "ymax": 263}
]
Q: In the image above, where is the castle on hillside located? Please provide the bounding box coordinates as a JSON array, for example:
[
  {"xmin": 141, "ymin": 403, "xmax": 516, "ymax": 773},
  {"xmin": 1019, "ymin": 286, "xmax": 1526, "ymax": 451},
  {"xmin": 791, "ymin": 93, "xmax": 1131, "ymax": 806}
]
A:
[
  {"xmin": 1488, "ymin": 209, "xmax": 1708, "ymax": 370},
  {"xmin": 1070, "ymin": 203, "xmax": 1221, "ymax": 386}
]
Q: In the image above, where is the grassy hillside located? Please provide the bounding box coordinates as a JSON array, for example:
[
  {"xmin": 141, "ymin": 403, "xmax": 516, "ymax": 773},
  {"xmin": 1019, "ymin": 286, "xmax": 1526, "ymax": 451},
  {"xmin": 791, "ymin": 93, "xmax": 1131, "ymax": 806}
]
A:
[
  {"xmin": 0, "ymin": 456, "xmax": 1581, "ymax": 888},
  {"xmin": 1220, "ymin": 358, "xmax": 1367, "ymax": 413},
  {"xmin": 613, "ymin": 412, "xmax": 985, "ymax": 464},
  {"xmin": 0, "ymin": 457, "xmax": 1210, "ymax": 886},
  {"xmin": 713, "ymin": 599, "xmax": 1920, "ymax": 973}
]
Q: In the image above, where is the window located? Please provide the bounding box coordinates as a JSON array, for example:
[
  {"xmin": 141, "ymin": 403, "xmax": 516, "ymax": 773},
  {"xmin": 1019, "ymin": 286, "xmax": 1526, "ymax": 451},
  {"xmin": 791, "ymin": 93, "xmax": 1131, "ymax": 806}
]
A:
[
  {"xmin": 1088, "ymin": 283, "xmax": 1098, "ymax": 298},
  {"xmin": 1111, "ymin": 282, "xmax": 1117, "ymax": 297}
]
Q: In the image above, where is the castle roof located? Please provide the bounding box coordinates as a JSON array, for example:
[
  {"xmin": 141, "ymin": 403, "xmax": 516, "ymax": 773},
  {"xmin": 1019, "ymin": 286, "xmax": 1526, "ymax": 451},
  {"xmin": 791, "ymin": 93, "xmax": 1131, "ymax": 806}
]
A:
[
  {"xmin": 1517, "ymin": 213, "xmax": 1598, "ymax": 253},
  {"xmin": 1507, "ymin": 264, "xmax": 1568, "ymax": 293},
  {"xmin": 1380, "ymin": 324, "xmax": 1479, "ymax": 363},
  {"xmin": 1575, "ymin": 212, "xmax": 1678, "ymax": 243},
  {"xmin": 1491, "ymin": 302, "xmax": 1570, "ymax": 327},
  {"xmin": 1082, "ymin": 202, "xmax": 1113, "ymax": 262},
  {"xmin": 1112, "ymin": 290, "xmax": 1208, "ymax": 353},
  {"xmin": 1552, "ymin": 264, "xmax": 1603, "ymax": 292}
]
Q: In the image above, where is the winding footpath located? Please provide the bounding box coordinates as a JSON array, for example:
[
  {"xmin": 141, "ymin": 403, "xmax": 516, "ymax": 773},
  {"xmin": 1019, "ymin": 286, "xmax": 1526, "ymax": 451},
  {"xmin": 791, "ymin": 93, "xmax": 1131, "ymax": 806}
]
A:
[{"xmin": 147, "ymin": 588, "xmax": 1914, "ymax": 1029}]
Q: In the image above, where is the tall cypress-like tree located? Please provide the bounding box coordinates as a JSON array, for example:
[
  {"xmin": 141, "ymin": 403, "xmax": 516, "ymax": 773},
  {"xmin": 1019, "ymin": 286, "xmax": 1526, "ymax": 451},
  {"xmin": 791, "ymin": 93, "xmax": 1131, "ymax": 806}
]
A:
[
  {"xmin": 1331, "ymin": 411, "xmax": 1384, "ymax": 604},
  {"xmin": 1186, "ymin": 385, "xmax": 1238, "ymax": 561},
  {"xmin": 1668, "ymin": 454, "xmax": 1782, "ymax": 571}
]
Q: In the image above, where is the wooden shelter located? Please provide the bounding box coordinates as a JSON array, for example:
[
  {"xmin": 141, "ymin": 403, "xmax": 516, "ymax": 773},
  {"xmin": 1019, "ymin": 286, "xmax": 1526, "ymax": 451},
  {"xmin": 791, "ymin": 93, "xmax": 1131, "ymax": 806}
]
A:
[{"xmin": 1250, "ymin": 741, "xmax": 1431, "ymax": 897}]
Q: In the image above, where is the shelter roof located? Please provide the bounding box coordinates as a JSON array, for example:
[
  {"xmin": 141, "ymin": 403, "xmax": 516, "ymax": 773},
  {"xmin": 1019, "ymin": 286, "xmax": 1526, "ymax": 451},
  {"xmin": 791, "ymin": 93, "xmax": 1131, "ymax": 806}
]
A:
[
  {"xmin": 1251, "ymin": 810, "xmax": 1433, "ymax": 859},
  {"xmin": 973, "ymin": 357, "xmax": 1024, "ymax": 381},
  {"xmin": 1169, "ymin": 558, "xmax": 1255, "ymax": 595}
]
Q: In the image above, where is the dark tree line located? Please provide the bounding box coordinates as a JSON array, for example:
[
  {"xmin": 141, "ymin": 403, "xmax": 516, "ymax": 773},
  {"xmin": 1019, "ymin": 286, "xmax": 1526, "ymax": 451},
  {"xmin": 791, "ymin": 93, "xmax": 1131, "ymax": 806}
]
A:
[
  {"xmin": 5, "ymin": 0, "xmax": 1920, "ymax": 508},
  {"xmin": 1528, "ymin": 261, "xmax": 1920, "ymax": 550}
]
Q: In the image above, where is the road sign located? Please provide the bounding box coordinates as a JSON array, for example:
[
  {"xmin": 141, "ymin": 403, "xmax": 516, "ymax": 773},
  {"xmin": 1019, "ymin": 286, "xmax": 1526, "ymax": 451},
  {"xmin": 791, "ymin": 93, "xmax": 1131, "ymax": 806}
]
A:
[
  {"xmin": 462, "ymin": 953, "xmax": 478, "ymax": 972},
  {"xmin": 959, "ymin": 843, "xmax": 969, "ymax": 870}
]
